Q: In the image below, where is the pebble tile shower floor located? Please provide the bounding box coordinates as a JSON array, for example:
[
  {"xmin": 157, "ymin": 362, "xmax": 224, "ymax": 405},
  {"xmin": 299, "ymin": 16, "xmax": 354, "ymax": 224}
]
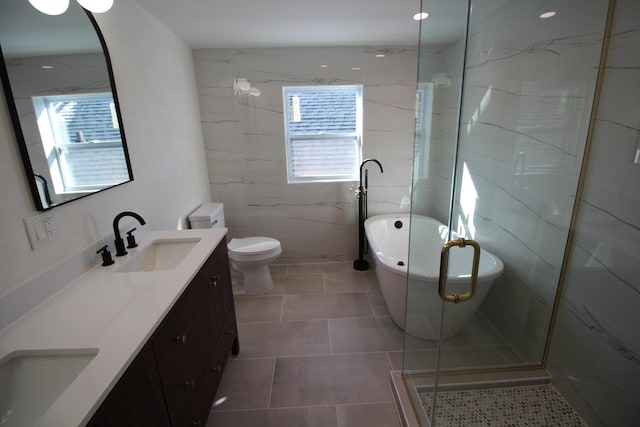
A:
[{"xmin": 419, "ymin": 383, "xmax": 586, "ymax": 426}]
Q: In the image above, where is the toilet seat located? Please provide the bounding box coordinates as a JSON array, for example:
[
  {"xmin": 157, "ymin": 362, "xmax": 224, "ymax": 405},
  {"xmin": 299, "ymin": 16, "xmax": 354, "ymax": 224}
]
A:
[{"xmin": 228, "ymin": 237, "xmax": 280, "ymax": 255}]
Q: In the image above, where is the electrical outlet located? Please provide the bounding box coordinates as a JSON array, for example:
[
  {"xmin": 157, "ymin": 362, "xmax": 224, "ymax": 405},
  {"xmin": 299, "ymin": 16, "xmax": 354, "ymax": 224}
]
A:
[
  {"xmin": 24, "ymin": 212, "xmax": 57, "ymax": 250},
  {"xmin": 43, "ymin": 215, "xmax": 56, "ymax": 237}
]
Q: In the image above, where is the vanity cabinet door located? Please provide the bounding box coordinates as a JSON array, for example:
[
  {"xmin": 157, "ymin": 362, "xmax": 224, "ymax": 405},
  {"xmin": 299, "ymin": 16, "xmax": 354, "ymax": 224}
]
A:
[
  {"xmin": 87, "ymin": 342, "xmax": 169, "ymax": 426},
  {"xmin": 184, "ymin": 310, "xmax": 238, "ymax": 425},
  {"xmin": 210, "ymin": 240, "xmax": 234, "ymax": 325},
  {"xmin": 153, "ymin": 272, "xmax": 210, "ymax": 427},
  {"xmin": 200, "ymin": 241, "xmax": 236, "ymax": 345}
]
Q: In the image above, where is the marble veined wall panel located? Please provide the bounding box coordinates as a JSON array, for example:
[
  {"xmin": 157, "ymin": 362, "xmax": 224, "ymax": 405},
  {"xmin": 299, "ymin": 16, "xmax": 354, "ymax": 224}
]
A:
[
  {"xmin": 448, "ymin": 0, "xmax": 608, "ymax": 361},
  {"xmin": 193, "ymin": 47, "xmax": 418, "ymax": 263},
  {"xmin": 548, "ymin": 1, "xmax": 640, "ymax": 425}
]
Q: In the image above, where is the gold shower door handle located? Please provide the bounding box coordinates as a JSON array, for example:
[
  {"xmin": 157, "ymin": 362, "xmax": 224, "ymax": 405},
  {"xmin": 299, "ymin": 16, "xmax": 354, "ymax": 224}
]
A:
[{"xmin": 438, "ymin": 238, "xmax": 481, "ymax": 303}]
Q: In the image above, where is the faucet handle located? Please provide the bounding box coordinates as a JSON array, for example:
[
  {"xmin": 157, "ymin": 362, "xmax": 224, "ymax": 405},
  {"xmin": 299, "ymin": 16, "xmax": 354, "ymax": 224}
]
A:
[
  {"xmin": 126, "ymin": 228, "xmax": 138, "ymax": 249},
  {"xmin": 96, "ymin": 245, "xmax": 115, "ymax": 267}
]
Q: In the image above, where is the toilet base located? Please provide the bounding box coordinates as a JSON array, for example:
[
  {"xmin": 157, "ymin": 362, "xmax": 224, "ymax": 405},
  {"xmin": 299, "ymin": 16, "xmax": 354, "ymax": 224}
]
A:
[{"xmin": 232, "ymin": 264, "xmax": 274, "ymax": 295}]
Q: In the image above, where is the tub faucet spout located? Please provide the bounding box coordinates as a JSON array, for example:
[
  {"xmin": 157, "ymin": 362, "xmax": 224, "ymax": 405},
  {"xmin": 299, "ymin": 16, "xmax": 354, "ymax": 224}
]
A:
[
  {"xmin": 113, "ymin": 211, "xmax": 146, "ymax": 257},
  {"xmin": 354, "ymin": 158, "xmax": 384, "ymax": 271},
  {"xmin": 359, "ymin": 158, "xmax": 383, "ymax": 190}
]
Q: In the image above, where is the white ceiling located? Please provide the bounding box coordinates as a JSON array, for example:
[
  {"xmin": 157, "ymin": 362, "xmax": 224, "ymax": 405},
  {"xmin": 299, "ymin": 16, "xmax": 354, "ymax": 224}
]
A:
[
  {"xmin": 132, "ymin": 0, "xmax": 442, "ymax": 49},
  {"xmin": 1, "ymin": 0, "xmax": 468, "ymax": 58}
]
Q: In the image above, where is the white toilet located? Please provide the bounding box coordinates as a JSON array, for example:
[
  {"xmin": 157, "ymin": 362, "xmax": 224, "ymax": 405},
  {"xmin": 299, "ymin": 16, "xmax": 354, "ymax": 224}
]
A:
[{"xmin": 189, "ymin": 203, "xmax": 281, "ymax": 295}]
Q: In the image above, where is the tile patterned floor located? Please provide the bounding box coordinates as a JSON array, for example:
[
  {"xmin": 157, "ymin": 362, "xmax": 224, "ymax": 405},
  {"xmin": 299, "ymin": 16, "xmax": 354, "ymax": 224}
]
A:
[
  {"xmin": 206, "ymin": 262, "xmax": 403, "ymax": 427},
  {"xmin": 419, "ymin": 383, "xmax": 586, "ymax": 426}
]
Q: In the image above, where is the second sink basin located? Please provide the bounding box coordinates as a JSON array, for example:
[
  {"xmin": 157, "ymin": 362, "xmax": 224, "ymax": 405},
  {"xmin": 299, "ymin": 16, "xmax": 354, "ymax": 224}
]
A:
[
  {"xmin": 117, "ymin": 238, "xmax": 201, "ymax": 273},
  {"xmin": 0, "ymin": 349, "xmax": 98, "ymax": 427}
]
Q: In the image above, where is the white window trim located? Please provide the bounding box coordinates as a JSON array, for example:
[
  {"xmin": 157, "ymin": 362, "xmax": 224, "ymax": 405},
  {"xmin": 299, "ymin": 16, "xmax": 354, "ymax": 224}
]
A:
[{"xmin": 283, "ymin": 85, "xmax": 363, "ymax": 183}]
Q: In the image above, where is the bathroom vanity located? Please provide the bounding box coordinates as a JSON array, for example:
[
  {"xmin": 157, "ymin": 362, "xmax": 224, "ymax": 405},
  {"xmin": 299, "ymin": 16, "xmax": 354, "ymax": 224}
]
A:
[
  {"xmin": 88, "ymin": 238, "xmax": 238, "ymax": 426},
  {"xmin": 0, "ymin": 228, "xmax": 237, "ymax": 426}
]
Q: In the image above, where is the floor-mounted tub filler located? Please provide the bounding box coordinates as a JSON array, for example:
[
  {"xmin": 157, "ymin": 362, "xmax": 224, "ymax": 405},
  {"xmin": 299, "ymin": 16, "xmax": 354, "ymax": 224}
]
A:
[{"xmin": 365, "ymin": 213, "xmax": 504, "ymax": 340}]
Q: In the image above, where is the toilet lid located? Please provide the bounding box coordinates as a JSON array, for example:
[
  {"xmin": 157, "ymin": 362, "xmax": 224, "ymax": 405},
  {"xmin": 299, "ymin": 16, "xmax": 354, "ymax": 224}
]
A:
[{"xmin": 228, "ymin": 237, "xmax": 280, "ymax": 255}]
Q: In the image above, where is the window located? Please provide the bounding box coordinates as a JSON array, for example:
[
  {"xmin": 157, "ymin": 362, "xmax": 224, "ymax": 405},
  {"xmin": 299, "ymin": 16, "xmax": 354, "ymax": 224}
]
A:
[
  {"xmin": 32, "ymin": 93, "xmax": 128, "ymax": 193},
  {"xmin": 283, "ymin": 85, "xmax": 363, "ymax": 183}
]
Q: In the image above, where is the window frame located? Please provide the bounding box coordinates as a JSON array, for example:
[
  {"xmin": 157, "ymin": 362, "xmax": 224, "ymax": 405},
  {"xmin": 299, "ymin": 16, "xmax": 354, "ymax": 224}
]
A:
[{"xmin": 282, "ymin": 85, "xmax": 363, "ymax": 183}]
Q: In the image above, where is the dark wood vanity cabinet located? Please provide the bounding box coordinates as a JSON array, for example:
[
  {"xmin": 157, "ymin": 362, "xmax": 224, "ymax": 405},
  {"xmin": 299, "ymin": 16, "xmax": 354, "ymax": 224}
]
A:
[
  {"xmin": 87, "ymin": 340, "xmax": 170, "ymax": 426},
  {"xmin": 88, "ymin": 240, "xmax": 239, "ymax": 426}
]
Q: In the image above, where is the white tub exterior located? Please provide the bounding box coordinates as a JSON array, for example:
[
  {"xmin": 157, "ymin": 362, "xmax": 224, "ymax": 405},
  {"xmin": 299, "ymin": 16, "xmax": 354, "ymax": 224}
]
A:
[{"xmin": 365, "ymin": 214, "xmax": 504, "ymax": 340}]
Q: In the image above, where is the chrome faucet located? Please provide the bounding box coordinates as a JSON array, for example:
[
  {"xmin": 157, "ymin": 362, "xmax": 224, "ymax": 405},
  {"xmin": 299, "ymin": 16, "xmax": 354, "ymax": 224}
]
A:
[{"xmin": 113, "ymin": 211, "xmax": 146, "ymax": 257}]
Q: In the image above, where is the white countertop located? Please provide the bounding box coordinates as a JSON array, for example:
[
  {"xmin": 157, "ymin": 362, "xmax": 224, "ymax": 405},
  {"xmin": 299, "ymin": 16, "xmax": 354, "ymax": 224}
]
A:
[{"xmin": 0, "ymin": 228, "xmax": 227, "ymax": 427}]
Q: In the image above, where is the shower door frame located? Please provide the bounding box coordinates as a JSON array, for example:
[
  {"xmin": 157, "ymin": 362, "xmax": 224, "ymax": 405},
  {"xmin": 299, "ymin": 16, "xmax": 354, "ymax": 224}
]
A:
[{"xmin": 400, "ymin": 0, "xmax": 615, "ymax": 425}]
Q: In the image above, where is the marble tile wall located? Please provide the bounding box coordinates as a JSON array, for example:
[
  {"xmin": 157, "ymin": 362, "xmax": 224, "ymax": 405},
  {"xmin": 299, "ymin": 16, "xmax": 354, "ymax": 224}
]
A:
[
  {"xmin": 193, "ymin": 47, "xmax": 418, "ymax": 263},
  {"xmin": 410, "ymin": 44, "xmax": 458, "ymax": 222},
  {"xmin": 440, "ymin": 0, "xmax": 610, "ymax": 362},
  {"xmin": 548, "ymin": 0, "xmax": 640, "ymax": 425}
]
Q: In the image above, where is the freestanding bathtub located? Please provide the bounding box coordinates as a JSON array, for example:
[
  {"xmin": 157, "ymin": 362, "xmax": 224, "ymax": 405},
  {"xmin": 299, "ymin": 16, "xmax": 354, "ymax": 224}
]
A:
[{"xmin": 364, "ymin": 213, "xmax": 504, "ymax": 340}]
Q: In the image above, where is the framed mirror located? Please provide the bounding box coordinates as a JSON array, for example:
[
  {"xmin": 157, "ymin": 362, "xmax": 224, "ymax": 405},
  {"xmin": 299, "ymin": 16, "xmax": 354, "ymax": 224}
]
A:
[{"xmin": 0, "ymin": 0, "xmax": 133, "ymax": 211}]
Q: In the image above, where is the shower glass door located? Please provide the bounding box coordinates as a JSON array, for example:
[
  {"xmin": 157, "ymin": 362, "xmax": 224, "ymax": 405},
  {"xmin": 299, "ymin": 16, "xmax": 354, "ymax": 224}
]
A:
[{"xmin": 403, "ymin": 0, "xmax": 609, "ymax": 424}]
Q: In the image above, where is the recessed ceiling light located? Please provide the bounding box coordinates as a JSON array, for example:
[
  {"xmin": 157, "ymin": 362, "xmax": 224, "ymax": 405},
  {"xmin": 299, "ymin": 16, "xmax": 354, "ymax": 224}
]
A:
[
  {"xmin": 352, "ymin": 67, "xmax": 361, "ymax": 71},
  {"xmin": 539, "ymin": 11, "xmax": 556, "ymax": 19},
  {"xmin": 77, "ymin": 0, "xmax": 114, "ymax": 13},
  {"xmin": 413, "ymin": 12, "xmax": 429, "ymax": 21},
  {"xmin": 41, "ymin": 65, "xmax": 54, "ymax": 69},
  {"xmin": 29, "ymin": 0, "xmax": 69, "ymax": 15},
  {"xmin": 375, "ymin": 54, "xmax": 385, "ymax": 58},
  {"xmin": 320, "ymin": 64, "xmax": 328, "ymax": 68}
]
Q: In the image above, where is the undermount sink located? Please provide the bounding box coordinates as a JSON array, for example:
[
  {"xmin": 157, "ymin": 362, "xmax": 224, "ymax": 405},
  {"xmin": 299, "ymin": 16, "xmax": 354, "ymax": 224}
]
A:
[
  {"xmin": 116, "ymin": 238, "xmax": 201, "ymax": 273},
  {"xmin": 0, "ymin": 349, "xmax": 98, "ymax": 426}
]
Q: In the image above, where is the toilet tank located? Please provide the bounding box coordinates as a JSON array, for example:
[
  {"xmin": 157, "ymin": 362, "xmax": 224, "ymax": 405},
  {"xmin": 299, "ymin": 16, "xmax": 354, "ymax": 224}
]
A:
[{"xmin": 189, "ymin": 203, "xmax": 225, "ymax": 229}]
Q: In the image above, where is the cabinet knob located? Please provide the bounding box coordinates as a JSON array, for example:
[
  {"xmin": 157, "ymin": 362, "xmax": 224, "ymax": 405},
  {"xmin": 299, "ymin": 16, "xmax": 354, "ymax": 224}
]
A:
[
  {"xmin": 175, "ymin": 334, "xmax": 187, "ymax": 344},
  {"xmin": 184, "ymin": 379, "xmax": 196, "ymax": 389},
  {"xmin": 209, "ymin": 274, "xmax": 219, "ymax": 288},
  {"xmin": 192, "ymin": 420, "xmax": 202, "ymax": 426},
  {"xmin": 224, "ymin": 329, "xmax": 234, "ymax": 335},
  {"xmin": 212, "ymin": 366, "xmax": 222, "ymax": 373}
]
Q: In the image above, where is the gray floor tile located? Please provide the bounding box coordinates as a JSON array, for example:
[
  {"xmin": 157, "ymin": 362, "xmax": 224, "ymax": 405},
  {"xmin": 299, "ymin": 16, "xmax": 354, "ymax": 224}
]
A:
[
  {"xmin": 270, "ymin": 353, "xmax": 394, "ymax": 407},
  {"xmin": 324, "ymin": 270, "xmax": 379, "ymax": 293},
  {"xmin": 206, "ymin": 406, "xmax": 338, "ymax": 427},
  {"xmin": 234, "ymin": 295, "xmax": 283, "ymax": 322},
  {"xmin": 388, "ymin": 351, "xmax": 404, "ymax": 371},
  {"xmin": 212, "ymin": 358, "xmax": 275, "ymax": 411},
  {"xmin": 271, "ymin": 274, "xmax": 324, "ymax": 295},
  {"xmin": 336, "ymin": 403, "xmax": 401, "ymax": 427},
  {"xmin": 269, "ymin": 264, "xmax": 288, "ymax": 276},
  {"xmin": 402, "ymin": 345, "xmax": 522, "ymax": 372},
  {"xmin": 367, "ymin": 290, "xmax": 391, "ymax": 316},
  {"xmin": 237, "ymin": 320, "xmax": 330, "ymax": 358},
  {"xmin": 287, "ymin": 262, "xmax": 353, "ymax": 275},
  {"xmin": 282, "ymin": 293, "xmax": 373, "ymax": 320},
  {"xmin": 329, "ymin": 316, "xmax": 404, "ymax": 354}
]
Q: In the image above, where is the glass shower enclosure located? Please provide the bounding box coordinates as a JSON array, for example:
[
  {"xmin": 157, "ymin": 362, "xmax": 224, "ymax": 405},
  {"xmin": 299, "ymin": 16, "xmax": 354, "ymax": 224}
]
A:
[{"xmin": 401, "ymin": 0, "xmax": 610, "ymax": 424}]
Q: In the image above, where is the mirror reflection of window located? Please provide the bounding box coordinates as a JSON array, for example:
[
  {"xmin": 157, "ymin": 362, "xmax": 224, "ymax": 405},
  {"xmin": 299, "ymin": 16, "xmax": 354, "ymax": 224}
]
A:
[{"xmin": 32, "ymin": 93, "xmax": 128, "ymax": 194}]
